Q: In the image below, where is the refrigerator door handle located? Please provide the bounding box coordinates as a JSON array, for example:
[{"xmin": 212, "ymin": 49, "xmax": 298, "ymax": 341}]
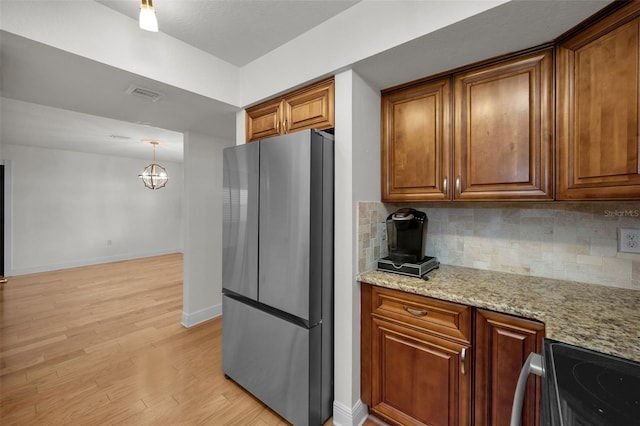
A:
[{"xmin": 510, "ymin": 352, "xmax": 544, "ymax": 426}]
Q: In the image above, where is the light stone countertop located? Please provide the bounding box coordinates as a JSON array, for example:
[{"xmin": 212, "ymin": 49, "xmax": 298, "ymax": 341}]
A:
[{"xmin": 358, "ymin": 265, "xmax": 640, "ymax": 363}]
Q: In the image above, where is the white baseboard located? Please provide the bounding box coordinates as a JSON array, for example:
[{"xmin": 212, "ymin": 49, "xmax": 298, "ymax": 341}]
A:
[
  {"xmin": 7, "ymin": 249, "xmax": 182, "ymax": 277},
  {"xmin": 332, "ymin": 399, "xmax": 368, "ymax": 426},
  {"xmin": 181, "ymin": 304, "xmax": 222, "ymax": 328}
]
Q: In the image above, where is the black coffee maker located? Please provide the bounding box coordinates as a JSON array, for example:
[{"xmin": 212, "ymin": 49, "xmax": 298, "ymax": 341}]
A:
[{"xmin": 386, "ymin": 208, "xmax": 427, "ymax": 264}]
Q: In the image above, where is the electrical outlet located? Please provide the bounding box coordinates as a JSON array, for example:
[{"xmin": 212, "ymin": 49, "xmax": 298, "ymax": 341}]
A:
[{"xmin": 617, "ymin": 228, "xmax": 640, "ymax": 254}]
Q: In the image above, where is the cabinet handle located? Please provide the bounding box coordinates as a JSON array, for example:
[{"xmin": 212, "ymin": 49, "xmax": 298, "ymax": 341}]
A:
[
  {"xmin": 443, "ymin": 176, "xmax": 448, "ymax": 195},
  {"xmin": 455, "ymin": 175, "xmax": 461, "ymax": 196},
  {"xmin": 276, "ymin": 120, "xmax": 280, "ymax": 133},
  {"xmin": 283, "ymin": 119, "xmax": 288, "ymax": 133},
  {"xmin": 403, "ymin": 306, "xmax": 428, "ymax": 316},
  {"xmin": 461, "ymin": 348, "xmax": 467, "ymax": 375}
]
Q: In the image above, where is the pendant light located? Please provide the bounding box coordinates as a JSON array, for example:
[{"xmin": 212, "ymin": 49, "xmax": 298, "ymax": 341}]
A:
[
  {"xmin": 139, "ymin": 140, "xmax": 168, "ymax": 189},
  {"xmin": 139, "ymin": 0, "xmax": 158, "ymax": 32}
]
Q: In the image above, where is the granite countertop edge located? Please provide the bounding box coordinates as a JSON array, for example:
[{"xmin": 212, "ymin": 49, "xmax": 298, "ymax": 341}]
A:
[{"xmin": 358, "ymin": 264, "xmax": 640, "ymax": 363}]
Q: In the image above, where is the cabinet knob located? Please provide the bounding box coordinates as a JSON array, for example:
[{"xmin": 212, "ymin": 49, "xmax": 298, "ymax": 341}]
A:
[
  {"xmin": 276, "ymin": 120, "xmax": 280, "ymax": 133},
  {"xmin": 403, "ymin": 306, "xmax": 428, "ymax": 316},
  {"xmin": 455, "ymin": 175, "xmax": 461, "ymax": 196},
  {"xmin": 461, "ymin": 347, "xmax": 467, "ymax": 375},
  {"xmin": 443, "ymin": 176, "xmax": 448, "ymax": 195}
]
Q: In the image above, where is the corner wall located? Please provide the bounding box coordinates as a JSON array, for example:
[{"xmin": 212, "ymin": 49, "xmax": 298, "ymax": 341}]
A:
[
  {"xmin": 333, "ymin": 69, "xmax": 380, "ymax": 426},
  {"xmin": 182, "ymin": 131, "xmax": 235, "ymax": 327}
]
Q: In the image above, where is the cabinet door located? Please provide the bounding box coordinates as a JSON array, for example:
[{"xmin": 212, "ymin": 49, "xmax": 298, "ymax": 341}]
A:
[
  {"xmin": 283, "ymin": 78, "xmax": 334, "ymax": 134},
  {"xmin": 453, "ymin": 49, "xmax": 554, "ymax": 200},
  {"xmin": 474, "ymin": 309, "xmax": 544, "ymax": 426},
  {"xmin": 246, "ymin": 100, "xmax": 283, "ymax": 142},
  {"xmin": 381, "ymin": 78, "xmax": 452, "ymax": 201},
  {"xmin": 370, "ymin": 317, "xmax": 471, "ymax": 426},
  {"xmin": 557, "ymin": 4, "xmax": 640, "ymax": 200}
]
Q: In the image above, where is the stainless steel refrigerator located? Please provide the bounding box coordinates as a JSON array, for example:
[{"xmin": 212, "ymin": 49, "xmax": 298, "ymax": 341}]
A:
[{"xmin": 222, "ymin": 129, "xmax": 334, "ymax": 426}]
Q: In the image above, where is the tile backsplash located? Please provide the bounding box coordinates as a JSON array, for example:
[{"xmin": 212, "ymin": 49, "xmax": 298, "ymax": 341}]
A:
[{"xmin": 357, "ymin": 201, "xmax": 640, "ymax": 290}]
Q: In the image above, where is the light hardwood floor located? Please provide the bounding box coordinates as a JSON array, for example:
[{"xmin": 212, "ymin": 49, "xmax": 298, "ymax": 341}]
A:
[{"xmin": 0, "ymin": 254, "xmax": 298, "ymax": 425}]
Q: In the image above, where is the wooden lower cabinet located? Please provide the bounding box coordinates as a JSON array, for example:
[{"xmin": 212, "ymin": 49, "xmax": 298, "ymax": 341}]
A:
[
  {"xmin": 371, "ymin": 318, "xmax": 471, "ymax": 426},
  {"xmin": 474, "ymin": 309, "xmax": 544, "ymax": 426},
  {"xmin": 362, "ymin": 284, "xmax": 472, "ymax": 426},
  {"xmin": 361, "ymin": 284, "xmax": 545, "ymax": 426}
]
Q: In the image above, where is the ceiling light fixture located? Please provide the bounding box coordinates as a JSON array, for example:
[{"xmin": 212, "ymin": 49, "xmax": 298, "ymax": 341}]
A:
[
  {"xmin": 139, "ymin": 0, "xmax": 158, "ymax": 32},
  {"xmin": 139, "ymin": 140, "xmax": 168, "ymax": 189}
]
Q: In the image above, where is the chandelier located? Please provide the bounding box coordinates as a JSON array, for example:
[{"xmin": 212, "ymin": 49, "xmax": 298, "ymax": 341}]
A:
[{"xmin": 138, "ymin": 140, "xmax": 168, "ymax": 190}]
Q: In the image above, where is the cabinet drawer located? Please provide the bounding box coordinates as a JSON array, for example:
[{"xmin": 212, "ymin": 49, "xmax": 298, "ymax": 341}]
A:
[{"xmin": 371, "ymin": 286, "xmax": 471, "ymax": 343}]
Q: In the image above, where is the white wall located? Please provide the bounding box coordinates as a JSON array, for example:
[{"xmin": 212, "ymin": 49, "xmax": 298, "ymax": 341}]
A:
[
  {"xmin": 352, "ymin": 74, "xmax": 382, "ymax": 204},
  {"xmin": 3, "ymin": 144, "xmax": 183, "ymax": 275},
  {"xmin": 333, "ymin": 71, "xmax": 356, "ymax": 425},
  {"xmin": 332, "ymin": 69, "xmax": 380, "ymax": 426},
  {"xmin": 181, "ymin": 131, "xmax": 235, "ymax": 327}
]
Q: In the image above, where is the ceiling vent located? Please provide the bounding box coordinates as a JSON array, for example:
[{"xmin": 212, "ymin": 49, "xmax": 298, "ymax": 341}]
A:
[
  {"xmin": 125, "ymin": 84, "xmax": 164, "ymax": 102},
  {"xmin": 109, "ymin": 134, "xmax": 132, "ymax": 140}
]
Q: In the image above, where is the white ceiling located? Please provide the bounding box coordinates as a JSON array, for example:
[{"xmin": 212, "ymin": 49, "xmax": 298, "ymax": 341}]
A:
[
  {"xmin": 0, "ymin": 29, "xmax": 239, "ymax": 162},
  {"xmin": 1, "ymin": 0, "xmax": 360, "ymax": 163},
  {"xmin": 1, "ymin": 98, "xmax": 184, "ymax": 163},
  {"xmin": 96, "ymin": 0, "xmax": 361, "ymax": 67},
  {"xmin": 352, "ymin": 0, "xmax": 613, "ymax": 91},
  {"xmin": 0, "ymin": 0, "xmax": 614, "ymax": 163}
]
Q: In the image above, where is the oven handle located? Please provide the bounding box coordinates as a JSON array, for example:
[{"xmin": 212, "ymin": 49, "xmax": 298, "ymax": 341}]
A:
[{"xmin": 510, "ymin": 352, "xmax": 544, "ymax": 426}]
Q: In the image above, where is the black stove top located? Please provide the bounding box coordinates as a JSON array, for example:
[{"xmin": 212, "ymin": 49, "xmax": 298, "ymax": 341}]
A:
[{"xmin": 543, "ymin": 340, "xmax": 640, "ymax": 426}]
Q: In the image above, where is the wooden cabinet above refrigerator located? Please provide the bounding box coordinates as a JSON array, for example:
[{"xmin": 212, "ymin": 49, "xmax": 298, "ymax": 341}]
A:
[{"xmin": 245, "ymin": 77, "xmax": 334, "ymax": 142}]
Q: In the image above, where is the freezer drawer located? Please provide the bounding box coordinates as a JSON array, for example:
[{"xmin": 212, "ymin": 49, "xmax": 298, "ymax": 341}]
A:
[{"xmin": 222, "ymin": 295, "xmax": 330, "ymax": 426}]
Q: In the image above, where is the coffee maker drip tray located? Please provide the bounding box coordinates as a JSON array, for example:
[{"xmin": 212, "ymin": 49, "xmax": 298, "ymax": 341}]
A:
[{"xmin": 377, "ymin": 256, "xmax": 440, "ymax": 278}]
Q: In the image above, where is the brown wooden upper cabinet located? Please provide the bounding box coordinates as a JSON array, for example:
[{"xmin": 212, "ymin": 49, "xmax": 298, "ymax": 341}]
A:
[
  {"xmin": 381, "ymin": 48, "xmax": 554, "ymax": 202},
  {"xmin": 557, "ymin": 2, "xmax": 640, "ymax": 200},
  {"xmin": 245, "ymin": 77, "xmax": 335, "ymax": 142},
  {"xmin": 454, "ymin": 49, "xmax": 554, "ymax": 200},
  {"xmin": 381, "ymin": 78, "xmax": 451, "ymax": 201}
]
